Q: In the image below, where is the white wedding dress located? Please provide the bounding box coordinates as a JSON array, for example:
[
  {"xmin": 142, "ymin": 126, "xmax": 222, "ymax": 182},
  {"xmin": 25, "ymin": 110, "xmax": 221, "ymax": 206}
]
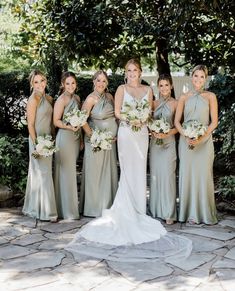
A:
[{"xmin": 66, "ymin": 89, "xmax": 192, "ymax": 262}]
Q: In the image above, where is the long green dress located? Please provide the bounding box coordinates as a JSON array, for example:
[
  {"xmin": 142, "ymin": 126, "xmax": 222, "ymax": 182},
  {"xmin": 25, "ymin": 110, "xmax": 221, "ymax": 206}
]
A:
[
  {"xmin": 80, "ymin": 94, "xmax": 118, "ymax": 217},
  {"xmin": 149, "ymin": 99, "xmax": 177, "ymax": 221},
  {"xmin": 178, "ymin": 91, "xmax": 217, "ymax": 224},
  {"xmin": 23, "ymin": 95, "xmax": 58, "ymax": 221},
  {"xmin": 54, "ymin": 95, "xmax": 80, "ymax": 220}
]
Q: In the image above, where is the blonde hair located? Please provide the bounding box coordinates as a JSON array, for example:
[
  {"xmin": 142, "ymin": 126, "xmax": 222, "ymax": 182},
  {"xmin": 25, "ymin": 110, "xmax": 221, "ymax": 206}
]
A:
[
  {"xmin": 93, "ymin": 70, "xmax": 108, "ymax": 83},
  {"xmin": 29, "ymin": 69, "xmax": 46, "ymax": 91},
  {"xmin": 192, "ymin": 65, "xmax": 208, "ymax": 78},
  {"xmin": 125, "ymin": 58, "xmax": 142, "ymax": 72}
]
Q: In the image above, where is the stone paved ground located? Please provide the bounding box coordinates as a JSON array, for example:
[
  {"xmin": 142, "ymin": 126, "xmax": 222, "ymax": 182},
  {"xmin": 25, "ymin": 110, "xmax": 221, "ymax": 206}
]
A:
[{"xmin": 0, "ymin": 208, "xmax": 234, "ymax": 291}]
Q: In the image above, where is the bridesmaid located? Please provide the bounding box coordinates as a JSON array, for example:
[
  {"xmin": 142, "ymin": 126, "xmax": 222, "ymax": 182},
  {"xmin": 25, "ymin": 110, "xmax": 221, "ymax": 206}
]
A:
[
  {"xmin": 53, "ymin": 71, "xmax": 81, "ymax": 220},
  {"xmin": 23, "ymin": 70, "xmax": 58, "ymax": 222},
  {"xmin": 149, "ymin": 74, "xmax": 178, "ymax": 224},
  {"xmin": 175, "ymin": 65, "xmax": 218, "ymax": 225},
  {"xmin": 80, "ymin": 70, "xmax": 118, "ymax": 217}
]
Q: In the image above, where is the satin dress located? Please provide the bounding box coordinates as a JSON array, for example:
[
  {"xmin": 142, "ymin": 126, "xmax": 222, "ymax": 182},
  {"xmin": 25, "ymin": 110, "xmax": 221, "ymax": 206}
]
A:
[
  {"xmin": 178, "ymin": 91, "xmax": 217, "ymax": 224},
  {"xmin": 65, "ymin": 88, "xmax": 192, "ymax": 262},
  {"xmin": 23, "ymin": 95, "xmax": 58, "ymax": 221},
  {"xmin": 80, "ymin": 94, "xmax": 118, "ymax": 217},
  {"xmin": 149, "ymin": 99, "xmax": 177, "ymax": 221},
  {"xmin": 54, "ymin": 95, "xmax": 81, "ymax": 220}
]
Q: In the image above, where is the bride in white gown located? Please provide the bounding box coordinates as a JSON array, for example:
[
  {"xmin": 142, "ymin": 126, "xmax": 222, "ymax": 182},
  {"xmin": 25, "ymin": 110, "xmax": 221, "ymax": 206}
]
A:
[{"xmin": 66, "ymin": 59, "xmax": 192, "ymax": 262}]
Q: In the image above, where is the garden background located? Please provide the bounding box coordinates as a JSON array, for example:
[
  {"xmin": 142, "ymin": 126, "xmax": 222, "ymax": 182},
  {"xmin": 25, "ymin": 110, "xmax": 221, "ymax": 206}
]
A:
[{"xmin": 0, "ymin": 0, "xmax": 234, "ymax": 211}]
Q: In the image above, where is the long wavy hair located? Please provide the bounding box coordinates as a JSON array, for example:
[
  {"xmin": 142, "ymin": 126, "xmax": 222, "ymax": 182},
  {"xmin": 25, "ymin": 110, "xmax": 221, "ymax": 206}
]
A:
[{"xmin": 59, "ymin": 71, "xmax": 77, "ymax": 95}]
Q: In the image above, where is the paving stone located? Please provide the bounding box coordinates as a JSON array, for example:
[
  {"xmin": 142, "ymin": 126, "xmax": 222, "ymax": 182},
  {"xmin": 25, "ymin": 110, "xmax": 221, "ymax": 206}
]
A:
[
  {"xmin": 38, "ymin": 239, "xmax": 70, "ymax": 250},
  {"xmin": 107, "ymin": 260, "xmax": 173, "ymax": 282},
  {"xmin": 136, "ymin": 276, "xmax": 200, "ymax": 291},
  {"xmin": 2, "ymin": 251, "xmax": 65, "ymax": 272},
  {"xmin": 7, "ymin": 216, "xmax": 38, "ymax": 228},
  {"xmin": 177, "ymin": 228, "xmax": 235, "ymax": 241},
  {"xmin": 11, "ymin": 234, "xmax": 47, "ymax": 246},
  {"xmin": 165, "ymin": 253, "xmax": 216, "ymax": 271},
  {"xmin": 0, "ymin": 245, "xmax": 36, "ymax": 259},
  {"xmin": 69, "ymin": 253, "xmax": 103, "ymax": 267},
  {"xmin": 44, "ymin": 232, "xmax": 75, "ymax": 240},
  {"xmin": 39, "ymin": 220, "xmax": 86, "ymax": 233},
  {"xmin": 193, "ymin": 283, "xmax": 225, "ymax": 291},
  {"xmin": 224, "ymin": 247, "xmax": 235, "ymax": 260},
  {"xmin": 4, "ymin": 270, "xmax": 59, "ymax": 291},
  {"xmin": 185, "ymin": 235, "xmax": 225, "ymax": 252},
  {"xmin": 92, "ymin": 278, "xmax": 134, "ymax": 291},
  {"xmin": 0, "ymin": 208, "xmax": 234, "ymax": 291},
  {"xmin": 214, "ymin": 269, "xmax": 235, "ymax": 291},
  {"xmin": 0, "ymin": 225, "xmax": 29, "ymax": 239},
  {"xmin": 219, "ymin": 219, "xmax": 235, "ymax": 229},
  {"xmin": 0, "ymin": 237, "xmax": 8, "ymax": 245},
  {"xmin": 53, "ymin": 264, "xmax": 110, "ymax": 290},
  {"xmin": 212, "ymin": 258, "xmax": 235, "ymax": 269},
  {"xmin": 8, "ymin": 281, "xmax": 78, "ymax": 291}
]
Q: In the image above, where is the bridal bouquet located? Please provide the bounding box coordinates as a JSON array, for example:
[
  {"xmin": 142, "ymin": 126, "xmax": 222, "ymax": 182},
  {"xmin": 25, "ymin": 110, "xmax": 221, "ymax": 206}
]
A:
[
  {"xmin": 183, "ymin": 120, "xmax": 207, "ymax": 149},
  {"xmin": 33, "ymin": 135, "xmax": 58, "ymax": 158},
  {"xmin": 148, "ymin": 118, "xmax": 171, "ymax": 145},
  {"xmin": 90, "ymin": 128, "xmax": 114, "ymax": 152},
  {"xmin": 120, "ymin": 99, "xmax": 151, "ymax": 132},
  {"xmin": 63, "ymin": 108, "xmax": 88, "ymax": 127}
]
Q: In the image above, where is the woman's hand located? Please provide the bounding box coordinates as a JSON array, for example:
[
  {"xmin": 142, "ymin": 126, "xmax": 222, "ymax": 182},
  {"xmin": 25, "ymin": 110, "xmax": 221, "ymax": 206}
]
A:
[
  {"xmin": 154, "ymin": 132, "xmax": 169, "ymax": 139},
  {"xmin": 186, "ymin": 136, "xmax": 203, "ymax": 146},
  {"xmin": 66, "ymin": 124, "xmax": 80, "ymax": 132},
  {"xmin": 129, "ymin": 120, "xmax": 142, "ymax": 128},
  {"xmin": 32, "ymin": 150, "xmax": 40, "ymax": 159}
]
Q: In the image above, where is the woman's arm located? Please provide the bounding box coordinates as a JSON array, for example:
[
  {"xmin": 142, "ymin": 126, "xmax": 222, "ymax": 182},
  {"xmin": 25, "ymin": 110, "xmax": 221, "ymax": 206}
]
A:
[
  {"xmin": 154, "ymin": 99, "xmax": 178, "ymax": 139},
  {"xmin": 189, "ymin": 92, "xmax": 218, "ymax": 146},
  {"xmin": 26, "ymin": 95, "xmax": 39, "ymax": 145},
  {"xmin": 53, "ymin": 96, "xmax": 77, "ymax": 131},
  {"xmin": 114, "ymin": 85, "xmax": 124, "ymax": 120},
  {"xmin": 81, "ymin": 95, "xmax": 95, "ymax": 137},
  {"xmin": 206, "ymin": 92, "xmax": 218, "ymax": 135},
  {"xmin": 174, "ymin": 95, "xmax": 186, "ymax": 136}
]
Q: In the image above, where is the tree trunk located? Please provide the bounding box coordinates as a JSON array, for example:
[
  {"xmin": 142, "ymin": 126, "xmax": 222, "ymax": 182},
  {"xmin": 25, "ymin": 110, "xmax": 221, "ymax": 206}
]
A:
[{"xmin": 155, "ymin": 39, "xmax": 175, "ymax": 98}]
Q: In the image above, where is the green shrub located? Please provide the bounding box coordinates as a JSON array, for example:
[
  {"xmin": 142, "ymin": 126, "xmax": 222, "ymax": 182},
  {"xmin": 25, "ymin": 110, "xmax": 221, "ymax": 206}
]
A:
[
  {"xmin": 218, "ymin": 175, "xmax": 235, "ymax": 201},
  {"xmin": 0, "ymin": 134, "xmax": 28, "ymax": 193},
  {"xmin": 0, "ymin": 70, "xmax": 29, "ymax": 134},
  {"xmin": 208, "ymin": 74, "xmax": 235, "ymax": 173}
]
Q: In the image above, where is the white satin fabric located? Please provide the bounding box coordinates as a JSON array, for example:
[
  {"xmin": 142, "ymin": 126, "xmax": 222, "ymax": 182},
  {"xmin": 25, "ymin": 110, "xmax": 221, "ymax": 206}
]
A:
[{"xmin": 66, "ymin": 90, "xmax": 192, "ymax": 262}]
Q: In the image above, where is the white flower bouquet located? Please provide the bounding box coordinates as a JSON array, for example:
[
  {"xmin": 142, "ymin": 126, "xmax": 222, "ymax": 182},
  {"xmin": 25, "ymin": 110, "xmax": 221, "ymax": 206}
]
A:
[
  {"xmin": 148, "ymin": 118, "xmax": 171, "ymax": 145},
  {"xmin": 33, "ymin": 135, "xmax": 58, "ymax": 158},
  {"xmin": 90, "ymin": 128, "xmax": 114, "ymax": 152},
  {"xmin": 183, "ymin": 120, "xmax": 207, "ymax": 149},
  {"xmin": 63, "ymin": 108, "xmax": 88, "ymax": 127},
  {"xmin": 120, "ymin": 99, "xmax": 151, "ymax": 132}
]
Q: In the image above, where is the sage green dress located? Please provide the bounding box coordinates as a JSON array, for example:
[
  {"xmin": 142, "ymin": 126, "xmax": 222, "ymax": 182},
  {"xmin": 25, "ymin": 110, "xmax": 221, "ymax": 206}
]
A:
[
  {"xmin": 178, "ymin": 92, "xmax": 217, "ymax": 224},
  {"xmin": 23, "ymin": 95, "xmax": 58, "ymax": 221},
  {"xmin": 80, "ymin": 95, "xmax": 118, "ymax": 217},
  {"xmin": 149, "ymin": 99, "xmax": 177, "ymax": 221},
  {"xmin": 54, "ymin": 96, "xmax": 81, "ymax": 220}
]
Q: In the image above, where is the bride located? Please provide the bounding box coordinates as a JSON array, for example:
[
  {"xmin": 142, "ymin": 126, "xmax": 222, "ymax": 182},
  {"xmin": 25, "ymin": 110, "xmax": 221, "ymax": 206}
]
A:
[{"xmin": 66, "ymin": 59, "xmax": 192, "ymax": 262}]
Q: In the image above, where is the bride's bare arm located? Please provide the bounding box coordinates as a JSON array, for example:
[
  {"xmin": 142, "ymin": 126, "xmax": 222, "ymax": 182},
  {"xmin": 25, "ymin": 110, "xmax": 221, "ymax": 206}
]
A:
[{"xmin": 114, "ymin": 85, "xmax": 124, "ymax": 120}]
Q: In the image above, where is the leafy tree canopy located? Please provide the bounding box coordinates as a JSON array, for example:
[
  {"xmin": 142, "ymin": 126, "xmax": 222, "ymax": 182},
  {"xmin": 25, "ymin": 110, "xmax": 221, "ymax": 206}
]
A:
[{"xmin": 13, "ymin": 0, "xmax": 235, "ymax": 74}]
